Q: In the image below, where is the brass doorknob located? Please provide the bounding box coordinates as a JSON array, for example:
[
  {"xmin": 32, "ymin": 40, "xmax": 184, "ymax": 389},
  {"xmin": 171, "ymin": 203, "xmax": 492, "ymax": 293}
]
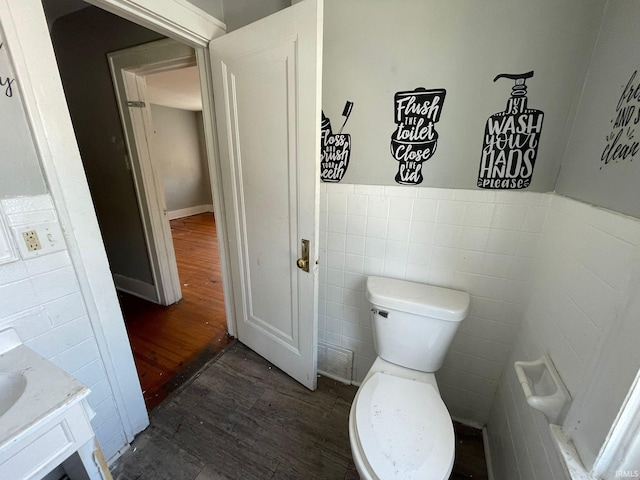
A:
[{"xmin": 297, "ymin": 239, "xmax": 310, "ymax": 272}]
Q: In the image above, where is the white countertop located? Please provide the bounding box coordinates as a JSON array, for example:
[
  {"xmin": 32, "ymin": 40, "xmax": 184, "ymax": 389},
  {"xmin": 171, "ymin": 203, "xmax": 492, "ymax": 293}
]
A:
[{"xmin": 0, "ymin": 341, "xmax": 89, "ymax": 449}]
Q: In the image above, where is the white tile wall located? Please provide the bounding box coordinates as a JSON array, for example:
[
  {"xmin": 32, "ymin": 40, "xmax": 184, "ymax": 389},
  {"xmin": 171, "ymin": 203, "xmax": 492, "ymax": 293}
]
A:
[
  {"xmin": 10, "ymin": 187, "xmax": 634, "ymax": 474},
  {"xmin": 487, "ymin": 194, "xmax": 640, "ymax": 479},
  {"xmin": 319, "ymin": 183, "xmax": 547, "ymax": 424},
  {"xmin": 0, "ymin": 195, "xmax": 126, "ymax": 459}
]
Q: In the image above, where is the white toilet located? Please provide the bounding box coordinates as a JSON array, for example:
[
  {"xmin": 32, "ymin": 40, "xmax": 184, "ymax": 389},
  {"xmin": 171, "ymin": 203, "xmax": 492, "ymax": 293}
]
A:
[{"xmin": 349, "ymin": 276, "xmax": 470, "ymax": 480}]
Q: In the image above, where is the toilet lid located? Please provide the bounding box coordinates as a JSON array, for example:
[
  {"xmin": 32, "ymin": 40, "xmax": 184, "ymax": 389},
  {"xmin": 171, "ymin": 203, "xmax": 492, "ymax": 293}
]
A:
[{"xmin": 354, "ymin": 372, "xmax": 455, "ymax": 480}]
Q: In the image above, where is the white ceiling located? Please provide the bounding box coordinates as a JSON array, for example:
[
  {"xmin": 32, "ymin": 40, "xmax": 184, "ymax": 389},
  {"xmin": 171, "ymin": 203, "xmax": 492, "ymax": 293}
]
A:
[{"xmin": 145, "ymin": 66, "xmax": 203, "ymax": 111}]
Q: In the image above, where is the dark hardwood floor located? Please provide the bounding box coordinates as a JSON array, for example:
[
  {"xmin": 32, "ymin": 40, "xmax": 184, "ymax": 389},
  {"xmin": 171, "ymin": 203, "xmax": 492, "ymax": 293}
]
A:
[
  {"xmin": 450, "ymin": 422, "xmax": 489, "ymax": 480},
  {"xmin": 112, "ymin": 342, "xmax": 488, "ymax": 479},
  {"xmin": 119, "ymin": 213, "xmax": 233, "ymax": 410}
]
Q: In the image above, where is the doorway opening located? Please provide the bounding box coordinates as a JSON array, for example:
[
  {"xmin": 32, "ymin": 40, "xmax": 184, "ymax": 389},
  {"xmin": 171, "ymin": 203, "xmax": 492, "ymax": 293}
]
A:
[
  {"xmin": 42, "ymin": 1, "xmax": 232, "ymax": 410},
  {"xmin": 119, "ymin": 213, "xmax": 233, "ymax": 410}
]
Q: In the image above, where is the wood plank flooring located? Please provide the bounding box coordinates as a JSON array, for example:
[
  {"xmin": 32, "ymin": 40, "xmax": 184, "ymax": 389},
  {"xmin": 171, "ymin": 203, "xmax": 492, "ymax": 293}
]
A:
[
  {"xmin": 111, "ymin": 342, "xmax": 488, "ymax": 480},
  {"xmin": 119, "ymin": 213, "xmax": 233, "ymax": 410}
]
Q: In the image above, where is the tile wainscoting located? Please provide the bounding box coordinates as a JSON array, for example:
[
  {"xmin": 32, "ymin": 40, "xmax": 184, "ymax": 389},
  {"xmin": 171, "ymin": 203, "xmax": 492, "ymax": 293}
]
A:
[
  {"xmin": 0, "ymin": 195, "xmax": 127, "ymax": 459},
  {"xmin": 487, "ymin": 194, "xmax": 640, "ymax": 479},
  {"xmin": 318, "ymin": 184, "xmax": 549, "ymax": 424}
]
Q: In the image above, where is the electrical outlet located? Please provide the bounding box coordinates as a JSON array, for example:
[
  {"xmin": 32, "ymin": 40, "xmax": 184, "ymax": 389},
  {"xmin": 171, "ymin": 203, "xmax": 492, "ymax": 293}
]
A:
[
  {"xmin": 12, "ymin": 222, "xmax": 64, "ymax": 259},
  {"xmin": 22, "ymin": 230, "xmax": 41, "ymax": 251}
]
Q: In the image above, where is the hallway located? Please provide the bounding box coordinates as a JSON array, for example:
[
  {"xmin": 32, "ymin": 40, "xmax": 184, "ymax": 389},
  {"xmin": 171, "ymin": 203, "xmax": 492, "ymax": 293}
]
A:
[{"xmin": 120, "ymin": 213, "xmax": 232, "ymax": 410}]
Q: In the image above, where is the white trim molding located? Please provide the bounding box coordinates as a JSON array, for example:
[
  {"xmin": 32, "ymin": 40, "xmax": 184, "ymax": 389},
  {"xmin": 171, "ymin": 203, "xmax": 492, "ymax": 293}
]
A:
[
  {"xmin": 113, "ymin": 274, "xmax": 158, "ymax": 303},
  {"xmin": 167, "ymin": 204, "xmax": 214, "ymax": 220},
  {"xmin": 592, "ymin": 368, "xmax": 640, "ymax": 479},
  {"xmin": 550, "ymin": 425, "xmax": 597, "ymax": 480},
  {"xmin": 85, "ymin": 0, "xmax": 226, "ymax": 48},
  {"xmin": 482, "ymin": 427, "xmax": 495, "ymax": 480},
  {"xmin": 0, "ymin": 0, "xmax": 231, "ymax": 459},
  {"xmin": 108, "ymin": 39, "xmax": 195, "ymax": 306},
  {"xmin": 195, "ymin": 47, "xmax": 237, "ymax": 337},
  {"xmin": 0, "ymin": 0, "xmax": 149, "ymax": 445}
]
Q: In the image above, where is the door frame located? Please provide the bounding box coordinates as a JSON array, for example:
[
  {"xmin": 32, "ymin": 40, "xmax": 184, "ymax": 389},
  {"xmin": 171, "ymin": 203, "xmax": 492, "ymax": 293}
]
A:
[
  {"xmin": 194, "ymin": 45, "xmax": 237, "ymax": 337},
  {"xmin": 108, "ymin": 39, "xmax": 194, "ymax": 306},
  {"xmin": 94, "ymin": 0, "xmax": 237, "ymax": 342},
  {"xmin": 99, "ymin": 2, "xmax": 237, "ymax": 336},
  {"xmin": 0, "ymin": 0, "xmax": 230, "ymax": 451}
]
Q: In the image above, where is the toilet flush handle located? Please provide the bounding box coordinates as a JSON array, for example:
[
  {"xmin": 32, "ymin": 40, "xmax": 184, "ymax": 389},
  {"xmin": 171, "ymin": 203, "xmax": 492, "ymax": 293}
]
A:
[{"xmin": 371, "ymin": 308, "xmax": 388, "ymax": 318}]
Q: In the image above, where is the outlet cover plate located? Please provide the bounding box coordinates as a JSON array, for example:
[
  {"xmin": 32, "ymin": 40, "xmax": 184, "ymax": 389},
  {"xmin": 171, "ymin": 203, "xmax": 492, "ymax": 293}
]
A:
[{"xmin": 11, "ymin": 222, "xmax": 65, "ymax": 259}]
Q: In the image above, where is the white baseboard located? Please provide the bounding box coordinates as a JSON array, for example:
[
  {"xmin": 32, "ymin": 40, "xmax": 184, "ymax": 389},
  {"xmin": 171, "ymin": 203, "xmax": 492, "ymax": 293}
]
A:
[
  {"xmin": 483, "ymin": 426, "xmax": 495, "ymax": 480},
  {"xmin": 167, "ymin": 204, "xmax": 213, "ymax": 220},
  {"xmin": 113, "ymin": 274, "xmax": 158, "ymax": 303},
  {"xmin": 107, "ymin": 443, "xmax": 130, "ymax": 466},
  {"xmin": 451, "ymin": 416, "xmax": 485, "ymax": 430},
  {"xmin": 318, "ymin": 369, "xmax": 352, "ymax": 385}
]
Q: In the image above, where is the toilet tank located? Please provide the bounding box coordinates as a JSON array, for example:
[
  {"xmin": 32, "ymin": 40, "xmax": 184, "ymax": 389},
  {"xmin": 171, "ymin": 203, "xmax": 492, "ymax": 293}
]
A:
[{"xmin": 366, "ymin": 276, "xmax": 470, "ymax": 372}]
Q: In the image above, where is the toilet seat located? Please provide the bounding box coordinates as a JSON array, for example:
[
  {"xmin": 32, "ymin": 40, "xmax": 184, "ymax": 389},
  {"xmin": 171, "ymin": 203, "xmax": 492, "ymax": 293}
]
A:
[{"xmin": 352, "ymin": 372, "xmax": 455, "ymax": 480}]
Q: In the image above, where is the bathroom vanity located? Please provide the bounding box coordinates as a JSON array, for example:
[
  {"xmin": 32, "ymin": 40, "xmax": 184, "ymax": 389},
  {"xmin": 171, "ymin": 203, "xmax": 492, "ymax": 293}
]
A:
[{"xmin": 0, "ymin": 329, "xmax": 111, "ymax": 479}]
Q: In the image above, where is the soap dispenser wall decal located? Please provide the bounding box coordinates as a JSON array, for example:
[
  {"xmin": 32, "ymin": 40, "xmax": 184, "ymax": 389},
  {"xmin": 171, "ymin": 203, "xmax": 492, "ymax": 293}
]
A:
[
  {"xmin": 320, "ymin": 101, "xmax": 354, "ymax": 183},
  {"xmin": 390, "ymin": 87, "xmax": 447, "ymax": 185},
  {"xmin": 477, "ymin": 71, "xmax": 544, "ymax": 189}
]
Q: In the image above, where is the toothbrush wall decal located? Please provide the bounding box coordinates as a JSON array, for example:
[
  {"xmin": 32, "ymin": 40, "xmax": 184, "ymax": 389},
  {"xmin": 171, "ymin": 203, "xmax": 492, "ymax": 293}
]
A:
[
  {"xmin": 601, "ymin": 69, "xmax": 640, "ymax": 168},
  {"xmin": 390, "ymin": 87, "xmax": 446, "ymax": 185},
  {"xmin": 477, "ymin": 71, "xmax": 544, "ymax": 189},
  {"xmin": 320, "ymin": 101, "xmax": 354, "ymax": 182}
]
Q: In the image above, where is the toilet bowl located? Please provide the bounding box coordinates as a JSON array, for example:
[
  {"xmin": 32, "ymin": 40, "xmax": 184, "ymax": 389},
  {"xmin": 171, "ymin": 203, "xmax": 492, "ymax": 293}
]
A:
[
  {"xmin": 348, "ymin": 276, "xmax": 470, "ymax": 480},
  {"xmin": 348, "ymin": 358, "xmax": 455, "ymax": 480}
]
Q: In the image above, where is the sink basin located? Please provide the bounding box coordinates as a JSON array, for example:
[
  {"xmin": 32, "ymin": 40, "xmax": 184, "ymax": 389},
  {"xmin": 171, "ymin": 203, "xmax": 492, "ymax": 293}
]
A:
[
  {"xmin": 0, "ymin": 372, "xmax": 26, "ymax": 417},
  {"xmin": 0, "ymin": 328, "xmax": 99, "ymax": 480}
]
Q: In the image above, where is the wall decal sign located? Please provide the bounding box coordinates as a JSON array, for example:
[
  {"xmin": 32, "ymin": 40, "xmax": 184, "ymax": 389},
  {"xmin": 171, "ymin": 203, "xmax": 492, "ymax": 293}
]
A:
[
  {"xmin": 320, "ymin": 101, "xmax": 354, "ymax": 182},
  {"xmin": 477, "ymin": 71, "xmax": 544, "ymax": 189},
  {"xmin": 601, "ymin": 70, "xmax": 640, "ymax": 168},
  {"xmin": 390, "ymin": 88, "xmax": 446, "ymax": 185},
  {"xmin": 0, "ymin": 43, "xmax": 15, "ymax": 98}
]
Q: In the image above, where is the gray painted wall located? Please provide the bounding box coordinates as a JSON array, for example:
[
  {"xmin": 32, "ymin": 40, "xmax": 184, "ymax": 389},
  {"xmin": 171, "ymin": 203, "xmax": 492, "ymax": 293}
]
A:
[
  {"xmin": 222, "ymin": 0, "xmax": 291, "ymax": 32},
  {"xmin": 322, "ymin": 0, "xmax": 604, "ymax": 191},
  {"xmin": 185, "ymin": 0, "xmax": 291, "ymax": 32},
  {"xmin": 0, "ymin": 38, "xmax": 47, "ymax": 197},
  {"xmin": 51, "ymin": 7, "xmax": 164, "ymax": 284},
  {"xmin": 150, "ymin": 104, "xmax": 213, "ymax": 212},
  {"xmin": 555, "ymin": 0, "xmax": 640, "ymax": 219},
  {"xmin": 185, "ymin": 0, "xmax": 224, "ymax": 22}
]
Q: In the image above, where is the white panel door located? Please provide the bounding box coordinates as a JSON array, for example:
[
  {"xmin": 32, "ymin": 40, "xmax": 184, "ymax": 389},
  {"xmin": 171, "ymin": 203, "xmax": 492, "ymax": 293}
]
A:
[{"xmin": 209, "ymin": 0, "xmax": 322, "ymax": 389}]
